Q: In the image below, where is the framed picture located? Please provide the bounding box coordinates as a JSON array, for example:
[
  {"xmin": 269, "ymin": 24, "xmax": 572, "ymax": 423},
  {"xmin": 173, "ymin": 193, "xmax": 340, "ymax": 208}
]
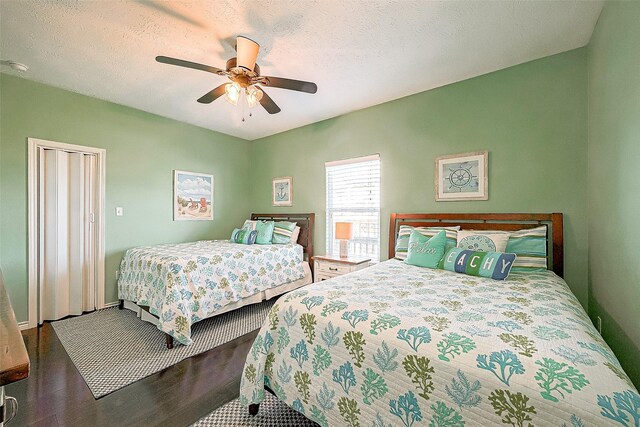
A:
[
  {"xmin": 435, "ymin": 151, "xmax": 488, "ymax": 201},
  {"xmin": 272, "ymin": 176, "xmax": 293, "ymax": 206},
  {"xmin": 174, "ymin": 170, "xmax": 214, "ymax": 220}
]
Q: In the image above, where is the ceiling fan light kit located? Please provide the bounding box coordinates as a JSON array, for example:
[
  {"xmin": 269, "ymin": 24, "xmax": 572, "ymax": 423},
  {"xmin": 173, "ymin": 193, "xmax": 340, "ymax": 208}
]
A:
[
  {"xmin": 156, "ymin": 35, "xmax": 317, "ymax": 115},
  {"xmin": 246, "ymin": 85, "xmax": 263, "ymax": 108},
  {"xmin": 224, "ymin": 82, "xmax": 241, "ymax": 105},
  {"xmin": 223, "ymin": 82, "xmax": 263, "ymax": 108}
]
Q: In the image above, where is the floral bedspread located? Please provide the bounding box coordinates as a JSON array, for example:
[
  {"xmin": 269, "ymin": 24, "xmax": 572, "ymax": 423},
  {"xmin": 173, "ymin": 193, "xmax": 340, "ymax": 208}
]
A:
[
  {"xmin": 240, "ymin": 259, "xmax": 638, "ymax": 426},
  {"xmin": 118, "ymin": 240, "xmax": 305, "ymax": 345}
]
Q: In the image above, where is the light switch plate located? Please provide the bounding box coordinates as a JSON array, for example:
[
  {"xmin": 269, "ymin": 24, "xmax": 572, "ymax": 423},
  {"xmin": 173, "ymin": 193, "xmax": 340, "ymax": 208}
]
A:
[{"xmin": 115, "ymin": 207, "xmax": 124, "ymax": 216}]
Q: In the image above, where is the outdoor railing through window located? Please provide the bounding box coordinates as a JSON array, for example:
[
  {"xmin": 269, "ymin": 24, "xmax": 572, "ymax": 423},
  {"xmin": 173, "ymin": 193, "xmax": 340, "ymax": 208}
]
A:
[{"xmin": 325, "ymin": 155, "xmax": 380, "ymax": 261}]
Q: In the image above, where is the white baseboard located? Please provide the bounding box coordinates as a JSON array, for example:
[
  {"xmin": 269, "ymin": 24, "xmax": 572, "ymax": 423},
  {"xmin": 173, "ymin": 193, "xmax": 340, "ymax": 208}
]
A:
[
  {"xmin": 18, "ymin": 321, "xmax": 32, "ymax": 331},
  {"xmin": 17, "ymin": 304, "xmax": 119, "ymax": 329}
]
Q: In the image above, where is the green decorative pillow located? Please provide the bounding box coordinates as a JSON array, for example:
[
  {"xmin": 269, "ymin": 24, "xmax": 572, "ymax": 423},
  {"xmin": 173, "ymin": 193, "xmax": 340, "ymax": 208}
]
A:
[
  {"xmin": 506, "ymin": 226, "xmax": 548, "ymax": 272},
  {"xmin": 404, "ymin": 230, "xmax": 447, "ymax": 269},
  {"xmin": 255, "ymin": 220, "xmax": 275, "ymax": 244},
  {"xmin": 442, "ymin": 247, "xmax": 516, "ymax": 280},
  {"xmin": 272, "ymin": 221, "xmax": 297, "ymax": 244},
  {"xmin": 395, "ymin": 225, "xmax": 459, "ymax": 260},
  {"xmin": 230, "ymin": 228, "xmax": 257, "ymax": 245}
]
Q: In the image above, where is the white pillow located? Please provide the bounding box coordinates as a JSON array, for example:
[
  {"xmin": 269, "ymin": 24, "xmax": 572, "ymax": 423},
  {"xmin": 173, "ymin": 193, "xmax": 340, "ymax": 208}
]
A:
[
  {"xmin": 242, "ymin": 220, "xmax": 257, "ymax": 231},
  {"xmin": 457, "ymin": 230, "xmax": 509, "ymax": 252},
  {"xmin": 290, "ymin": 226, "xmax": 301, "ymax": 244}
]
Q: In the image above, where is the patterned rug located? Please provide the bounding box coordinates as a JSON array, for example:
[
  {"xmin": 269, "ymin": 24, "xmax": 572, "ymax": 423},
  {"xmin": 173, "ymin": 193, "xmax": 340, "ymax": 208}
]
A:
[
  {"xmin": 192, "ymin": 393, "xmax": 318, "ymax": 426},
  {"xmin": 52, "ymin": 299, "xmax": 275, "ymax": 398}
]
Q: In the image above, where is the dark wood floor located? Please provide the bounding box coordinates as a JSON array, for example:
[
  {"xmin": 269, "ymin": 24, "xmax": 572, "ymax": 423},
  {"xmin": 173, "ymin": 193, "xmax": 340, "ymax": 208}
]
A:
[{"xmin": 6, "ymin": 323, "xmax": 260, "ymax": 427}]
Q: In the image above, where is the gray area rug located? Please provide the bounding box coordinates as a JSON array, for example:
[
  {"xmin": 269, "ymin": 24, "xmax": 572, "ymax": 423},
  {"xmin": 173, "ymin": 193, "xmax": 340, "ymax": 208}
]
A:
[
  {"xmin": 52, "ymin": 299, "xmax": 275, "ymax": 398},
  {"xmin": 192, "ymin": 393, "xmax": 317, "ymax": 427}
]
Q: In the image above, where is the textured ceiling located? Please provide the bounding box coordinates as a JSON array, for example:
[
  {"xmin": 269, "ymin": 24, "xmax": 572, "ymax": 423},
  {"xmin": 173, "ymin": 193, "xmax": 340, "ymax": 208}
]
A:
[{"xmin": 0, "ymin": 0, "xmax": 603, "ymax": 140}]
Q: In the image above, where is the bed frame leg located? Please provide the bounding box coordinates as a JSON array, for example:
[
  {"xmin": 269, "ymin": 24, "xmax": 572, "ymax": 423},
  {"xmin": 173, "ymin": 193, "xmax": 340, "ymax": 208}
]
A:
[
  {"xmin": 118, "ymin": 299, "xmax": 124, "ymax": 310},
  {"xmin": 165, "ymin": 333, "xmax": 174, "ymax": 349},
  {"xmin": 248, "ymin": 404, "xmax": 260, "ymax": 416}
]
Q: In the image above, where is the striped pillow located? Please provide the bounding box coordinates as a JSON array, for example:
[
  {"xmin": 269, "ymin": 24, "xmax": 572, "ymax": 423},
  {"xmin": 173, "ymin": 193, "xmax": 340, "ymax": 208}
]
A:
[
  {"xmin": 506, "ymin": 225, "xmax": 548, "ymax": 272},
  {"xmin": 395, "ymin": 225, "xmax": 460, "ymax": 260},
  {"xmin": 231, "ymin": 228, "xmax": 257, "ymax": 245},
  {"xmin": 272, "ymin": 221, "xmax": 297, "ymax": 244}
]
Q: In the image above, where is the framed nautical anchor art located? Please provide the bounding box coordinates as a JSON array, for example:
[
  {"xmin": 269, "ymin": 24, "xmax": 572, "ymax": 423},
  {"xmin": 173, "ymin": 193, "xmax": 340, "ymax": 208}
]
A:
[
  {"xmin": 272, "ymin": 176, "xmax": 293, "ymax": 206},
  {"xmin": 435, "ymin": 151, "xmax": 488, "ymax": 201}
]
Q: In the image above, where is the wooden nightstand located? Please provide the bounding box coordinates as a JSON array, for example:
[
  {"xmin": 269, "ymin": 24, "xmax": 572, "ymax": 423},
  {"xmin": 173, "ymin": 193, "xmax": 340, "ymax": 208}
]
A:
[{"xmin": 312, "ymin": 255, "xmax": 371, "ymax": 283}]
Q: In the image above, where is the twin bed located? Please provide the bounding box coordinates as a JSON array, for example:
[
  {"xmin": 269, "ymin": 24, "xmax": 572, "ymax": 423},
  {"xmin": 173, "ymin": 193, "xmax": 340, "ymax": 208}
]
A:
[
  {"xmin": 117, "ymin": 213, "xmax": 314, "ymax": 348},
  {"xmin": 240, "ymin": 213, "xmax": 639, "ymax": 427}
]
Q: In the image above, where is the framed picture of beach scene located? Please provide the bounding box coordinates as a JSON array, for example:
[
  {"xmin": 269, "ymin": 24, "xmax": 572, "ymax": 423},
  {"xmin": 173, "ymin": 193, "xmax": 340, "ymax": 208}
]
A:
[
  {"xmin": 272, "ymin": 176, "xmax": 293, "ymax": 206},
  {"xmin": 435, "ymin": 151, "xmax": 488, "ymax": 201},
  {"xmin": 173, "ymin": 170, "xmax": 214, "ymax": 220}
]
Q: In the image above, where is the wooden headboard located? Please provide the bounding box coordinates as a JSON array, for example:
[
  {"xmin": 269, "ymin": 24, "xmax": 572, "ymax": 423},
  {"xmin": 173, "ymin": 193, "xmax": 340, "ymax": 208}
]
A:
[
  {"xmin": 389, "ymin": 213, "xmax": 564, "ymax": 277},
  {"xmin": 251, "ymin": 213, "xmax": 315, "ymax": 264}
]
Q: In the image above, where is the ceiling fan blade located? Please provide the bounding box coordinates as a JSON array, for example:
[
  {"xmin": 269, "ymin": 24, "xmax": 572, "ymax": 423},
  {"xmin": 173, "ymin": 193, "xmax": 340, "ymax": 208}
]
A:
[
  {"xmin": 156, "ymin": 56, "xmax": 224, "ymax": 75},
  {"xmin": 197, "ymin": 84, "xmax": 227, "ymax": 104},
  {"xmin": 261, "ymin": 76, "xmax": 317, "ymax": 94},
  {"xmin": 258, "ymin": 89, "xmax": 281, "ymax": 114},
  {"xmin": 236, "ymin": 36, "xmax": 260, "ymax": 72}
]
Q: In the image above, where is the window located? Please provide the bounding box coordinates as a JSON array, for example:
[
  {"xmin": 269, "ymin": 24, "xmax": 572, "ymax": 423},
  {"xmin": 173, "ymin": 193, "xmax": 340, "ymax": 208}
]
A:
[{"xmin": 326, "ymin": 154, "xmax": 381, "ymax": 261}]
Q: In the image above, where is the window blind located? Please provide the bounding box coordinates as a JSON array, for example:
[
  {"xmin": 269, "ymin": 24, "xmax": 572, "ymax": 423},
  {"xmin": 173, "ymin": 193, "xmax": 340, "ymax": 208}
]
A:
[{"xmin": 326, "ymin": 154, "xmax": 381, "ymax": 261}]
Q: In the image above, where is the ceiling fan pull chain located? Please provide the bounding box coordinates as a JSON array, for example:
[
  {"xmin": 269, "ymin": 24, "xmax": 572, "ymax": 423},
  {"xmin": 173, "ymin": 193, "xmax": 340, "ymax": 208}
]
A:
[{"xmin": 241, "ymin": 94, "xmax": 246, "ymax": 122}]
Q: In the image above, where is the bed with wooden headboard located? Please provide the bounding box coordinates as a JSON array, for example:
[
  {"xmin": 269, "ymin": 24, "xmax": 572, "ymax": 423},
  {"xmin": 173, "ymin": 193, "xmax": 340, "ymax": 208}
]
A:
[
  {"xmin": 118, "ymin": 213, "xmax": 315, "ymax": 348},
  {"xmin": 251, "ymin": 212, "xmax": 315, "ymax": 267},
  {"xmin": 389, "ymin": 212, "xmax": 563, "ymax": 277},
  {"xmin": 240, "ymin": 213, "xmax": 640, "ymax": 427},
  {"xmin": 242, "ymin": 211, "xmax": 638, "ymax": 425}
]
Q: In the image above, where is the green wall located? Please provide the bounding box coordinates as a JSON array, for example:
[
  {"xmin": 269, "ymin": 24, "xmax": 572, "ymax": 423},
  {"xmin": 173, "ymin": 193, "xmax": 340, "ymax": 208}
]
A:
[
  {"xmin": 251, "ymin": 48, "xmax": 589, "ymax": 307},
  {"xmin": 0, "ymin": 73, "xmax": 252, "ymax": 322},
  {"xmin": 587, "ymin": 0, "xmax": 640, "ymax": 387},
  {"xmin": 2, "ymin": 12, "xmax": 638, "ymax": 387}
]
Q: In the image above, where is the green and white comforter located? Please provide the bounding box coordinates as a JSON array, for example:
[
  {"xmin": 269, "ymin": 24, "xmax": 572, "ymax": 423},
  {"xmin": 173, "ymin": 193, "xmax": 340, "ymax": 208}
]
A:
[
  {"xmin": 240, "ymin": 259, "xmax": 638, "ymax": 426},
  {"xmin": 118, "ymin": 240, "xmax": 305, "ymax": 345}
]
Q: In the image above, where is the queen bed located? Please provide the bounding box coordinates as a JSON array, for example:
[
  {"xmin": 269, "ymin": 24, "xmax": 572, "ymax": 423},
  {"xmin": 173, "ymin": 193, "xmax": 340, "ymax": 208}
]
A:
[
  {"xmin": 117, "ymin": 213, "xmax": 315, "ymax": 347},
  {"xmin": 240, "ymin": 213, "xmax": 638, "ymax": 426}
]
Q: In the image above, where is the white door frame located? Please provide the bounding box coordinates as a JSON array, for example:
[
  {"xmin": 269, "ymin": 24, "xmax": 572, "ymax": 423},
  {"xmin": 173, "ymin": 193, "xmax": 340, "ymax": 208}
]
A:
[{"xmin": 27, "ymin": 138, "xmax": 106, "ymax": 329}]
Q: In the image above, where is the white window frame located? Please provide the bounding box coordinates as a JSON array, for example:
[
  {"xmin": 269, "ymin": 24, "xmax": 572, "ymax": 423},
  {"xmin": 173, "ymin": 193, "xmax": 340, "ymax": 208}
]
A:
[{"xmin": 325, "ymin": 154, "xmax": 381, "ymax": 261}]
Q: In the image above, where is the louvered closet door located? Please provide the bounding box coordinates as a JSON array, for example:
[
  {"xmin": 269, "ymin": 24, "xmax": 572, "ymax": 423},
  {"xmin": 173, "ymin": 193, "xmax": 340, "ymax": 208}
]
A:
[
  {"xmin": 39, "ymin": 148, "xmax": 97, "ymax": 323},
  {"xmin": 82, "ymin": 153, "xmax": 97, "ymax": 312}
]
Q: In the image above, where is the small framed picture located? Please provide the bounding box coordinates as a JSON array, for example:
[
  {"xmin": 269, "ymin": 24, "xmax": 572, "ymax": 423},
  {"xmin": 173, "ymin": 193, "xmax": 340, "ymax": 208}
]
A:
[
  {"xmin": 272, "ymin": 176, "xmax": 293, "ymax": 206},
  {"xmin": 435, "ymin": 151, "xmax": 488, "ymax": 201},
  {"xmin": 174, "ymin": 170, "xmax": 214, "ymax": 220}
]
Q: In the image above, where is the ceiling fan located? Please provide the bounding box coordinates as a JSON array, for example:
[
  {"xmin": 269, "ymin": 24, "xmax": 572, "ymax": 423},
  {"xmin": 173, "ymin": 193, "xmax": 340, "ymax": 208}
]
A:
[{"xmin": 156, "ymin": 36, "xmax": 317, "ymax": 114}]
